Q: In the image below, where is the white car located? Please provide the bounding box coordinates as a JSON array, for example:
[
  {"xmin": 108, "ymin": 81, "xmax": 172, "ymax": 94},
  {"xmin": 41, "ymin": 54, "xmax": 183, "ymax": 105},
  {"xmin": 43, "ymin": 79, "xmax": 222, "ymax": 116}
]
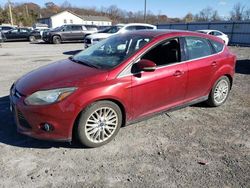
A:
[
  {"xmin": 84, "ymin": 23, "xmax": 157, "ymax": 48},
  {"xmin": 196, "ymin": 30, "xmax": 229, "ymax": 45}
]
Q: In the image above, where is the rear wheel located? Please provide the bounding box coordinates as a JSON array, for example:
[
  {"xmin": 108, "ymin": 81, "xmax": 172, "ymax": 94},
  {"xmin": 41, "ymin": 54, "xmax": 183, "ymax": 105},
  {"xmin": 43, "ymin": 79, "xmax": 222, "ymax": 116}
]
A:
[
  {"xmin": 77, "ymin": 101, "xmax": 122, "ymax": 148},
  {"xmin": 52, "ymin": 35, "xmax": 61, "ymax": 44},
  {"xmin": 207, "ymin": 76, "xmax": 230, "ymax": 107}
]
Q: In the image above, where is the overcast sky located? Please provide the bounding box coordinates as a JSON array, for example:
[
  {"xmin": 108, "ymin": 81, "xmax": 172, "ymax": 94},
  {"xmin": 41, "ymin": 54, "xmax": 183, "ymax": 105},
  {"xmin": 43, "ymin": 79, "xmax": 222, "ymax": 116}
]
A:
[{"xmin": 0, "ymin": 0, "xmax": 250, "ymax": 18}]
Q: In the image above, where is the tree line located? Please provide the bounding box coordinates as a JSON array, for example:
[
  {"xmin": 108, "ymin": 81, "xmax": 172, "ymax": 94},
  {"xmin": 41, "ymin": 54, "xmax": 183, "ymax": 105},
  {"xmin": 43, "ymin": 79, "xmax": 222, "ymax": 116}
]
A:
[{"xmin": 0, "ymin": 1, "xmax": 250, "ymax": 27}]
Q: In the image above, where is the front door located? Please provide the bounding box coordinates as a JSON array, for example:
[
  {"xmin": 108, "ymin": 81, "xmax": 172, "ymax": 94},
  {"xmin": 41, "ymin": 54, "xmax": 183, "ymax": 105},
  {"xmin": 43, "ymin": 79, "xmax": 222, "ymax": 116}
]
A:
[{"xmin": 131, "ymin": 38, "xmax": 188, "ymax": 119}]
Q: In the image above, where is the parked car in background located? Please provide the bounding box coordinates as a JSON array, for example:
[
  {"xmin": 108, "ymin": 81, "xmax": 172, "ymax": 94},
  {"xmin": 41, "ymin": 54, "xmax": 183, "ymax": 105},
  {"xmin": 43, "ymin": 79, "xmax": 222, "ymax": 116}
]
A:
[
  {"xmin": 196, "ymin": 30, "xmax": 229, "ymax": 45},
  {"xmin": 2, "ymin": 28, "xmax": 41, "ymax": 42},
  {"xmin": 42, "ymin": 24, "xmax": 98, "ymax": 44},
  {"xmin": 10, "ymin": 30, "xmax": 236, "ymax": 148},
  {"xmin": 0, "ymin": 25, "xmax": 15, "ymax": 33},
  {"xmin": 84, "ymin": 23, "xmax": 157, "ymax": 48}
]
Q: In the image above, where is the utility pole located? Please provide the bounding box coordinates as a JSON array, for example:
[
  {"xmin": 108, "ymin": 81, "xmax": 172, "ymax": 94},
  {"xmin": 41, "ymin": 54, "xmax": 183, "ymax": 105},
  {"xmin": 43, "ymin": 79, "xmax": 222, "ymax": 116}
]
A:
[
  {"xmin": 8, "ymin": 0, "xmax": 14, "ymax": 25},
  {"xmin": 25, "ymin": 4, "xmax": 29, "ymax": 18},
  {"xmin": 144, "ymin": 0, "xmax": 147, "ymax": 22}
]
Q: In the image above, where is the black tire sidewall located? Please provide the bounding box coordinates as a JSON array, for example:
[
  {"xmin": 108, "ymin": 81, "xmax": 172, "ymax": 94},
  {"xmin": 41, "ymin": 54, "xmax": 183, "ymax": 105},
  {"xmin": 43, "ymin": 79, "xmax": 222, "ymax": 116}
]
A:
[
  {"xmin": 77, "ymin": 101, "xmax": 122, "ymax": 148},
  {"xmin": 208, "ymin": 76, "xmax": 230, "ymax": 107}
]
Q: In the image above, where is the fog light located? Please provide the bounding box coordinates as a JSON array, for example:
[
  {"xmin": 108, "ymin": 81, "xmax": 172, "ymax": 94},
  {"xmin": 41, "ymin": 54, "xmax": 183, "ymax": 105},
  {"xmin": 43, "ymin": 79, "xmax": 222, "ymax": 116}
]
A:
[{"xmin": 41, "ymin": 123, "xmax": 54, "ymax": 132}]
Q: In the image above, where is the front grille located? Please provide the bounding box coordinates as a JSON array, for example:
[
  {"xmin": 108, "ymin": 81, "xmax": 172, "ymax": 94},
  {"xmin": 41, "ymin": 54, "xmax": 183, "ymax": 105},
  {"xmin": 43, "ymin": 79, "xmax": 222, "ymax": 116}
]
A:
[{"xmin": 17, "ymin": 110, "xmax": 32, "ymax": 129}]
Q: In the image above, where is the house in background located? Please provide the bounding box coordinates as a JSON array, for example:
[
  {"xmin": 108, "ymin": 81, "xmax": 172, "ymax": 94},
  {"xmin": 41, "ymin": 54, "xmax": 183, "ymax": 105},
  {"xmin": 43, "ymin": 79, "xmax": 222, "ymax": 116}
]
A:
[{"xmin": 37, "ymin": 10, "xmax": 112, "ymax": 28}]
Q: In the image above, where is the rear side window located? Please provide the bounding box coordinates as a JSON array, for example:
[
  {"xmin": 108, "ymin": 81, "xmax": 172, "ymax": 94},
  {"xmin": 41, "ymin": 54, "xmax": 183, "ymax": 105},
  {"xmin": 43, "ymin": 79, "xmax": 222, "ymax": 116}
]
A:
[
  {"xmin": 125, "ymin": 26, "xmax": 136, "ymax": 31},
  {"xmin": 185, "ymin": 37, "xmax": 213, "ymax": 60},
  {"xmin": 71, "ymin": 26, "xmax": 82, "ymax": 31},
  {"xmin": 135, "ymin": 26, "xmax": 146, "ymax": 30},
  {"xmin": 145, "ymin": 26, "xmax": 154, "ymax": 29},
  {"xmin": 210, "ymin": 40, "xmax": 224, "ymax": 53}
]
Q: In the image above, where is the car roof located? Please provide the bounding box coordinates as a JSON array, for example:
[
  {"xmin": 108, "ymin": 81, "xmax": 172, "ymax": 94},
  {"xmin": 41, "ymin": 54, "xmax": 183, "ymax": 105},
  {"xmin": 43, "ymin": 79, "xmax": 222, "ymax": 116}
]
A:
[
  {"xmin": 116, "ymin": 23, "xmax": 156, "ymax": 28},
  {"xmin": 120, "ymin": 29, "xmax": 224, "ymax": 43}
]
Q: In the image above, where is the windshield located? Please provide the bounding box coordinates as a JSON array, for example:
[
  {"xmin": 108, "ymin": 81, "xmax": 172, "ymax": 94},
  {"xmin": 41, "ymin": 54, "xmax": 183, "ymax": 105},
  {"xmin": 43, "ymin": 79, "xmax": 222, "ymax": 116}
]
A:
[
  {"xmin": 100, "ymin": 26, "xmax": 123, "ymax": 34},
  {"xmin": 51, "ymin": 26, "xmax": 63, "ymax": 32},
  {"xmin": 72, "ymin": 34, "xmax": 152, "ymax": 69}
]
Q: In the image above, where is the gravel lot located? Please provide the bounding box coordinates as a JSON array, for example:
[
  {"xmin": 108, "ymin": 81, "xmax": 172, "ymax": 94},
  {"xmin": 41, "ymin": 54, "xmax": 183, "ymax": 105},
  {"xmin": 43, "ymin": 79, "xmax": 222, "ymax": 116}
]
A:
[{"xmin": 0, "ymin": 41, "xmax": 249, "ymax": 188}]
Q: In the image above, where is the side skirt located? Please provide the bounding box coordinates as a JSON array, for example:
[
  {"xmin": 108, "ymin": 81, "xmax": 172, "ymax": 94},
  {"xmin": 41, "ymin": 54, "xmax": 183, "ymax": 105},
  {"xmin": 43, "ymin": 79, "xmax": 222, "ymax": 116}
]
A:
[{"xmin": 126, "ymin": 95, "xmax": 209, "ymax": 126}]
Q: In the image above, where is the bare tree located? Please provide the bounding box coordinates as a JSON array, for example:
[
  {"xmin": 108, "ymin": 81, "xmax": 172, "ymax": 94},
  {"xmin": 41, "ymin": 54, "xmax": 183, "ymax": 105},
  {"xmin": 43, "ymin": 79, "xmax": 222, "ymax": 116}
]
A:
[
  {"xmin": 183, "ymin": 13, "xmax": 194, "ymax": 22},
  {"xmin": 244, "ymin": 8, "xmax": 250, "ymax": 20},
  {"xmin": 230, "ymin": 3, "xmax": 245, "ymax": 21},
  {"xmin": 194, "ymin": 7, "xmax": 221, "ymax": 21}
]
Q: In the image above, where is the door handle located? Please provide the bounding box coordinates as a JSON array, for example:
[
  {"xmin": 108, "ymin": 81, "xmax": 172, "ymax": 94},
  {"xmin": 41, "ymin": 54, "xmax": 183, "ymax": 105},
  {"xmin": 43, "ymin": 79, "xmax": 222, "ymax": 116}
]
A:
[
  {"xmin": 173, "ymin": 70, "xmax": 184, "ymax": 77},
  {"xmin": 211, "ymin": 61, "xmax": 217, "ymax": 67}
]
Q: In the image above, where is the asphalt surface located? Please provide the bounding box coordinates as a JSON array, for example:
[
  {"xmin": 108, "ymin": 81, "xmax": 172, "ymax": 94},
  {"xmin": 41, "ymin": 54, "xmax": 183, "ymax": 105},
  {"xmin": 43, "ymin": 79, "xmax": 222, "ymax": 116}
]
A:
[{"xmin": 0, "ymin": 41, "xmax": 249, "ymax": 188}]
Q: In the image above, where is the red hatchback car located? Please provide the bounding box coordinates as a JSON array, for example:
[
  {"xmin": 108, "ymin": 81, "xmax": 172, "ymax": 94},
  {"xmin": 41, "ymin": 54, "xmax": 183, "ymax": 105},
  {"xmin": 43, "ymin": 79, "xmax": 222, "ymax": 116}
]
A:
[{"xmin": 10, "ymin": 30, "xmax": 236, "ymax": 147}]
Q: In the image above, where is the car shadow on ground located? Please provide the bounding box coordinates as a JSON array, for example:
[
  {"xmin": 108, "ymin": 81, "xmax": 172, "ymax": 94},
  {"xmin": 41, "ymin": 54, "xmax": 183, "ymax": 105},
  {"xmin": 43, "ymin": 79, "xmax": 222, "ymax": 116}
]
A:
[
  {"xmin": 63, "ymin": 50, "xmax": 82, "ymax": 56},
  {"xmin": 235, "ymin": 59, "xmax": 250, "ymax": 74},
  {"xmin": 0, "ymin": 96, "xmax": 83, "ymax": 149}
]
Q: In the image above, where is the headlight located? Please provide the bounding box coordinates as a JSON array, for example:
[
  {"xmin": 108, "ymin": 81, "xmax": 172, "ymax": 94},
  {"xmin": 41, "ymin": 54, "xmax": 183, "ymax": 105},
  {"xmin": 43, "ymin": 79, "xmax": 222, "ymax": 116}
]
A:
[{"xmin": 24, "ymin": 87, "xmax": 77, "ymax": 105}]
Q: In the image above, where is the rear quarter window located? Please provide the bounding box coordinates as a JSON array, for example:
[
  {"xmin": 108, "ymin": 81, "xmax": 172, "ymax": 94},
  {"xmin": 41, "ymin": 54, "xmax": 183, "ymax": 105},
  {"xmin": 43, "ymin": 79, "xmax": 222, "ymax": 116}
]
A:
[{"xmin": 210, "ymin": 40, "xmax": 224, "ymax": 53}]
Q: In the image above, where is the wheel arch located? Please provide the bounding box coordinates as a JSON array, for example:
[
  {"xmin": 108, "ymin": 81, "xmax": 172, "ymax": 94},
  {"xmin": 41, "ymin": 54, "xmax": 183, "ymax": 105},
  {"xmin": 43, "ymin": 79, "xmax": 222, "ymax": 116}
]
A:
[{"xmin": 71, "ymin": 98, "xmax": 127, "ymax": 141}]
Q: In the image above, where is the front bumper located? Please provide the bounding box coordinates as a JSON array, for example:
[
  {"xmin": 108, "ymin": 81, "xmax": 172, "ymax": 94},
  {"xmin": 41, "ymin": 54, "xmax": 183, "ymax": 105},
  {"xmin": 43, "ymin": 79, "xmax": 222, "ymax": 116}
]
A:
[{"xmin": 9, "ymin": 86, "xmax": 75, "ymax": 142}]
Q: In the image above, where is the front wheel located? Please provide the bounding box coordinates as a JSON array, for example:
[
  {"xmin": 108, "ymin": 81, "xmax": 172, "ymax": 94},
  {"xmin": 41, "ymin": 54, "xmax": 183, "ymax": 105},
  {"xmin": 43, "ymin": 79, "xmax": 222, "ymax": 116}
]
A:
[
  {"xmin": 207, "ymin": 76, "xmax": 230, "ymax": 107},
  {"xmin": 52, "ymin": 35, "xmax": 61, "ymax": 44},
  {"xmin": 77, "ymin": 101, "xmax": 122, "ymax": 148}
]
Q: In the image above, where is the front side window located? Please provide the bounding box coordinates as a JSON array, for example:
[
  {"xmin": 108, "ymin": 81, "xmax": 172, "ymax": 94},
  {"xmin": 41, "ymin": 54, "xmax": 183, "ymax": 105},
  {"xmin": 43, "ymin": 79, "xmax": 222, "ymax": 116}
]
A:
[
  {"xmin": 10, "ymin": 29, "xmax": 18, "ymax": 33},
  {"xmin": 185, "ymin": 37, "xmax": 213, "ymax": 60},
  {"xmin": 141, "ymin": 38, "xmax": 181, "ymax": 66},
  {"xmin": 20, "ymin": 29, "xmax": 29, "ymax": 33},
  {"xmin": 72, "ymin": 34, "xmax": 152, "ymax": 69},
  {"xmin": 63, "ymin": 25, "xmax": 72, "ymax": 31}
]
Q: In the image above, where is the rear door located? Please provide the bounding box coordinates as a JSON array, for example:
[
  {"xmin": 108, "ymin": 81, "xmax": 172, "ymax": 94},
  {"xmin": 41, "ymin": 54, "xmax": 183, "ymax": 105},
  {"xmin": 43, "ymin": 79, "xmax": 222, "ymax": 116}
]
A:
[
  {"xmin": 183, "ymin": 36, "xmax": 218, "ymax": 101},
  {"xmin": 18, "ymin": 28, "xmax": 30, "ymax": 40},
  {"xmin": 71, "ymin": 25, "xmax": 84, "ymax": 40}
]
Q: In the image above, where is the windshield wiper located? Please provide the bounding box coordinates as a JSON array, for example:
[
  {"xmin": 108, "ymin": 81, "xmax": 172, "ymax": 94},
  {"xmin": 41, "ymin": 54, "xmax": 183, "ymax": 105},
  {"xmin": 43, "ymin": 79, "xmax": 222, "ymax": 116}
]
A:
[{"xmin": 69, "ymin": 56, "xmax": 100, "ymax": 69}]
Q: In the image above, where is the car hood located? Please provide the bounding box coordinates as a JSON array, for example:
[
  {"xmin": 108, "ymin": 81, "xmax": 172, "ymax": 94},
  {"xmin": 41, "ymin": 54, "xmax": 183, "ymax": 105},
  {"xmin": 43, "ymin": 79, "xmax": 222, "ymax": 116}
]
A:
[
  {"xmin": 16, "ymin": 59, "xmax": 108, "ymax": 95},
  {"xmin": 86, "ymin": 33, "xmax": 113, "ymax": 40}
]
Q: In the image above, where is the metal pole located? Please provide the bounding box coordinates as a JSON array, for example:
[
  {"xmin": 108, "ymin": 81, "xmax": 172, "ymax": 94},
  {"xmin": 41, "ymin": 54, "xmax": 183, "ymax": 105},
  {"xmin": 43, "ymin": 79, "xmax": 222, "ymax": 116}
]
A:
[
  {"xmin": 8, "ymin": 0, "xmax": 13, "ymax": 26},
  {"xmin": 144, "ymin": 0, "xmax": 147, "ymax": 22}
]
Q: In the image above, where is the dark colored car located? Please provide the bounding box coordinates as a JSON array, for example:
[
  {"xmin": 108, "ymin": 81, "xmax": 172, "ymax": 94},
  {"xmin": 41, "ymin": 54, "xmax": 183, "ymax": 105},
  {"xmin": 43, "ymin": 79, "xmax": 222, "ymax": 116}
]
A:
[
  {"xmin": 0, "ymin": 25, "xmax": 15, "ymax": 33},
  {"xmin": 3, "ymin": 28, "xmax": 41, "ymax": 42},
  {"xmin": 10, "ymin": 30, "xmax": 236, "ymax": 147},
  {"xmin": 42, "ymin": 24, "xmax": 98, "ymax": 44}
]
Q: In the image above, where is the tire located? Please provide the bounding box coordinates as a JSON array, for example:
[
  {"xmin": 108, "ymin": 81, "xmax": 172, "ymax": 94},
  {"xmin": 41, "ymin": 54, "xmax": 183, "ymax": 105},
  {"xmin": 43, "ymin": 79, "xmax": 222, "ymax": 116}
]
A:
[
  {"xmin": 52, "ymin": 35, "xmax": 61, "ymax": 44},
  {"xmin": 77, "ymin": 101, "xmax": 122, "ymax": 148},
  {"xmin": 206, "ymin": 76, "xmax": 230, "ymax": 107},
  {"xmin": 29, "ymin": 36, "xmax": 36, "ymax": 42}
]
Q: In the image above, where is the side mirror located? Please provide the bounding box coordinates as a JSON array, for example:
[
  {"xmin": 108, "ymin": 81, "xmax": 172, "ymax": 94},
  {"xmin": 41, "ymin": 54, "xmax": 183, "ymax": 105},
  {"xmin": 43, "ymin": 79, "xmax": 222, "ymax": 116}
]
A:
[{"xmin": 134, "ymin": 59, "xmax": 156, "ymax": 72}]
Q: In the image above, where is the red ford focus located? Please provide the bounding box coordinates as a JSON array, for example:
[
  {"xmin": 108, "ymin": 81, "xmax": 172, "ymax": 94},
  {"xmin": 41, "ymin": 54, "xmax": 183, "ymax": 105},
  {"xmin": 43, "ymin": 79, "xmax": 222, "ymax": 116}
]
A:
[{"xmin": 10, "ymin": 30, "xmax": 236, "ymax": 147}]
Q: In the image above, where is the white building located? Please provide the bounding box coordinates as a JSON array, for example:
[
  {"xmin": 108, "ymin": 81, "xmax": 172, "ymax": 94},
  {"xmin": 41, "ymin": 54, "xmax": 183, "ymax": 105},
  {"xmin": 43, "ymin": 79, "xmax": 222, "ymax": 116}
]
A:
[{"xmin": 38, "ymin": 10, "xmax": 112, "ymax": 28}]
